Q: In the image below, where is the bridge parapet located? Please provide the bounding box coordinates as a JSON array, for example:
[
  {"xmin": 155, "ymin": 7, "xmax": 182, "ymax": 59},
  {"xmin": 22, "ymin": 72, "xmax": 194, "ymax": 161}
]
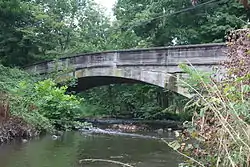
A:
[{"xmin": 25, "ymin": 43, "xmax": 226, "ymax": 74}]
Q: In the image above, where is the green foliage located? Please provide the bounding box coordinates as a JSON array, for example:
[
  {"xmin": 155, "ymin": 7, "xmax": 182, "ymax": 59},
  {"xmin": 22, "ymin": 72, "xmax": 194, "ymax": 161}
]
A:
[
  {"xmin": 178, "ymin": 63, "xmax": 214, "ymax": 94},
  {"xmin": 0, "ymin": 0, "xmax": 39, "ymax": 66},
  {"xmin": 0, "ymin": 64, "xmax": 84, "ymax": 132},
  {"xmin": 80, "ymin": 84, "xmax": 190, "ymax": 121},
  {"xmin": 0, "ymin": 0, "xmax": 131, "ymax": 66},
  {"xmin": 0, "ymin": 64, "xmax": 35, "ymax": 92},
  {"xmin": 114, "ymin": 0, "xmax": 249, "ymax": 46},
  {"xmin": 78, "ymin": 103, "xmax": 105, "ymax": 118},
  {"xmin": 35, "ymin": 80, "xmax": 81, "ymax": 125},
  {"xmin": 18, "ymin": 110, "xmax": 54, "ymax": 133},
  {"xmin": 12, "ymin": 79, "xmax": 83, "ymax": 130},
  {"xmin": 0, "ymin": 65, "xmax": 53, "ymax": 132}
]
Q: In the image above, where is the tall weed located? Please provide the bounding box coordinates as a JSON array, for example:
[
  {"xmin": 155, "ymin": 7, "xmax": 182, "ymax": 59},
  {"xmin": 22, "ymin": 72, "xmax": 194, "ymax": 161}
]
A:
[{"xmin": 167, "ymin": 29, "xmax": 250, "ymax": 167}]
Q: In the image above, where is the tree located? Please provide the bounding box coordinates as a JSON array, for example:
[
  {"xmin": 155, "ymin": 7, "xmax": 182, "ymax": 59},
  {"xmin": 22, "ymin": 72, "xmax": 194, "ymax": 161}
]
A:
[
  {"xmin": 0, "ymin": 0, "xmax": 117, "ymax": 66},
  {"xmin": 0, "ymin": 0, "xmax": 40, "ymax": 66},
  {"xmin": 114, "ymin": 0, "xmax": 249, "ymax": 46}
]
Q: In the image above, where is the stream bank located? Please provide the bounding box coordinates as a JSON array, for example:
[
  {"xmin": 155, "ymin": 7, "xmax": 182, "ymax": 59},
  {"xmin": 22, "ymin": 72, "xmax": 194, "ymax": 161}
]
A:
[{"xmin": 0, "ymin": 116, "xmax": 40, "ymax": 143}]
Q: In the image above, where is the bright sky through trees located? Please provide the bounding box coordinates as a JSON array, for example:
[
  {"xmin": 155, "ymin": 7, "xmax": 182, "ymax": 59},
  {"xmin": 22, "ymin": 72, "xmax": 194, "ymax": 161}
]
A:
[{"xmin": 94, "ymin": 0, "xmax": 116, "ymax": 16}]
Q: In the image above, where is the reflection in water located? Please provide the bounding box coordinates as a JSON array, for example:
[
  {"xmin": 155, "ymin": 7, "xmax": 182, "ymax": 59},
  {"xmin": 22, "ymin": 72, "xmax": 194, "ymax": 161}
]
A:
[{"xmin": 0, "ymin": 132, "xmax": 181, "ymax": 167}]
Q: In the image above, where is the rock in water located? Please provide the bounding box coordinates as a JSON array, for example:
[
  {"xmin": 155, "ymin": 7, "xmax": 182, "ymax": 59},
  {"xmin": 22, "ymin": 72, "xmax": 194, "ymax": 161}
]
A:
[
  {"xmin": 52, "ymin": 135, "xmax": 59, "ymax": 140},
  {"xmin": 157, "ymin": 128, "xmax": 164, "ymax": 134},
  {"xmin": 22, "ymin": 139, "xmax": 28, "ymax": 143}
]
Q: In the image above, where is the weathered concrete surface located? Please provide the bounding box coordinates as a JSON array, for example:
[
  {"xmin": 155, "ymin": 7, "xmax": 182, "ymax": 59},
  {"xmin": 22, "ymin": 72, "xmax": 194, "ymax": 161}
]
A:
[{"xmin": 25, "ymin": 43, "xmax": 227, "ymax": 97}]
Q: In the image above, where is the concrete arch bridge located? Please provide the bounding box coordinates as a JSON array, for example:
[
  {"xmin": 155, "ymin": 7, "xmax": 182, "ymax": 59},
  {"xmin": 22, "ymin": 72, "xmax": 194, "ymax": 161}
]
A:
[{"xmin": 25, "ymin": 43, "xmax": 227, "ymax": 98}]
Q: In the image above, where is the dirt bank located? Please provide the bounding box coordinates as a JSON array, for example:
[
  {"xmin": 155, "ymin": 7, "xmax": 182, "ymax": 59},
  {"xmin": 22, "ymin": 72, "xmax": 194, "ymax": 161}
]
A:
[{"xmin": 0, "ymin": 116, "xmax": 40, "ymax": 143}]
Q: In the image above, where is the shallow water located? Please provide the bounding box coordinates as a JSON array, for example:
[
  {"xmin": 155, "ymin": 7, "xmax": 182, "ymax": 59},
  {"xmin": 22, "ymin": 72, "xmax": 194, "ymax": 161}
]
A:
[{"xmin": 0, "ymin": 131, "xmax": 181, "ymax": 167}]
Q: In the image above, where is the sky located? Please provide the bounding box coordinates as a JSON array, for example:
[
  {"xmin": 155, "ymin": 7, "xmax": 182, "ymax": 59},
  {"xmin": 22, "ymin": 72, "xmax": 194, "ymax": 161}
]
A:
[{"xmin": 94, "ymin": 0, "xmax": 116, "ymax": 16}]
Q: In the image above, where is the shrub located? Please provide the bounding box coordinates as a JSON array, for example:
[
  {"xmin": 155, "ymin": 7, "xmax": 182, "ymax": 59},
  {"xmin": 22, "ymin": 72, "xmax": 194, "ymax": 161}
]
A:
[{"xmin": 12, "ymin": 79, "xmax": 83, "ymax": 130}]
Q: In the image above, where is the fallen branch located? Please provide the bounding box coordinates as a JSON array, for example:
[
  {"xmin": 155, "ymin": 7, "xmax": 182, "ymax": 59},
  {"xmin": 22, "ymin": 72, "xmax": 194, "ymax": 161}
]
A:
[{"xmin": 79, "ymin": 158, "xmax": 135, "ymax": 167}]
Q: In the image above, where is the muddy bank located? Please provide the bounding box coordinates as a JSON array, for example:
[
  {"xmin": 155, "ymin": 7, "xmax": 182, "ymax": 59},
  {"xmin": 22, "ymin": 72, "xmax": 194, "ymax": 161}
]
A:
[{"xmin": 0, "ymin": 117, "xmax": 40, "ymax": 143}]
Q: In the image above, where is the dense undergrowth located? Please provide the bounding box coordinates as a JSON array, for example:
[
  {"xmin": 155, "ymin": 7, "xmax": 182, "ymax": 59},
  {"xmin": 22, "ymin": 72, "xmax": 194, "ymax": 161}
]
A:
[
  {"xmin": 79, "ymin": 84, "xmax": 192, "ymax": 121},
  {"xmin": 167, "ymin": 29, "xmax": 250, "ymax": 167},
  {"xmin": 0, "ymin": 65, "xmax": 84, "ymax": 142}
]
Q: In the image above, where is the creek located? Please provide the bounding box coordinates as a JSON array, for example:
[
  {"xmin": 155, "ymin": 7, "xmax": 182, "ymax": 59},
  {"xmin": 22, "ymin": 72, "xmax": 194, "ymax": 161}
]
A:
[{"xmin": 0, "ymin": 124, "xmax": 182, "ymax": 167}]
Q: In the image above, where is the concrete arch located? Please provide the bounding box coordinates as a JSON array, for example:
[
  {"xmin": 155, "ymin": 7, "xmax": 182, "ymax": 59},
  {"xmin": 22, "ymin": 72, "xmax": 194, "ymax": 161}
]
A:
[{"xmin": 70, "ymin": 67, "xmax": 189, "ymax": 97}]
